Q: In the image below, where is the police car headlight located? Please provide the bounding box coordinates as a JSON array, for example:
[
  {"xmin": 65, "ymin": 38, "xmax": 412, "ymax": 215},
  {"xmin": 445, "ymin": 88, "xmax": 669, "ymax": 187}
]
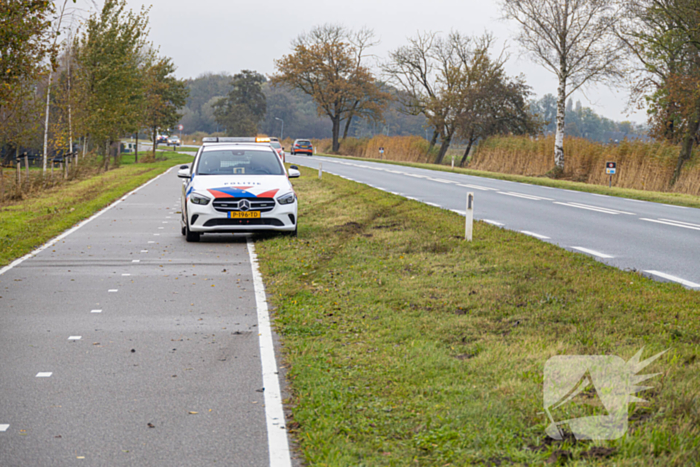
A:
[
  {"xmin": 190, "ymin": 194, "xmax": 211, "ymax": 206},
  {"xmin": 277, "ymin": 192, "xmax": 296, "ymax": 205}
]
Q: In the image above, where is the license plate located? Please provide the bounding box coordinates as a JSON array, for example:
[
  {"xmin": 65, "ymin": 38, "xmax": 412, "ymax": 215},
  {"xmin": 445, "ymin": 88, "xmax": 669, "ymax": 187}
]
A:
[{"xmin": 228, "ymin": 211, "xmax": 260, "ymax": 219}]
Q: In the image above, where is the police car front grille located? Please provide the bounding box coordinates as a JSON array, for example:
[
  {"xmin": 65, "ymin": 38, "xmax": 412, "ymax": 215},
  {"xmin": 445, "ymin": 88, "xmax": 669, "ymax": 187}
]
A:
[{"xmin": 213, "ymin": 198, "xmax": 276, "ymax": 213}]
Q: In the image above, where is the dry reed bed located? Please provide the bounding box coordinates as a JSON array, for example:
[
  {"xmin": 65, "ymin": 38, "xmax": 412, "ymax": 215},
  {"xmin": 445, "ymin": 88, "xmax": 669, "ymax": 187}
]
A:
[
  {"xmin": 311, "ymin": 134, "xmax": 700, "ymax": 196},
  {"xmin": 472, "ymin": 135, "xmax": 700, "ymax": 195},
  {"xmin": 313, "ymin": 135, "xmax": 434, "ymax": 162}
]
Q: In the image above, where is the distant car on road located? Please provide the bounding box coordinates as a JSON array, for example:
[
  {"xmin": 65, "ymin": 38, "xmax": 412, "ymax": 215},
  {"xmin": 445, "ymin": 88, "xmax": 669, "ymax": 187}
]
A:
[
  {"xmin": 167, "ymin": 135, "xmax": 181, "ymax": 147},
  {"xmin": 268, "ymin": 137, "xmax": 285, "ymax": 163},
  {"xmin": 291, "ymin": 139, "xmax": 313, "ymax": 156},
  {"xmin": 156, "ymin": 134, "xmax": 168, "ymax": 145}
]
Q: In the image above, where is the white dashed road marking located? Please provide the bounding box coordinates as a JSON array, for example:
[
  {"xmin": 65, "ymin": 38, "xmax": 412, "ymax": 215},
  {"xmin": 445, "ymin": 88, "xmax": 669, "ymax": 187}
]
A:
[
  {"xmin": 68, "ymin": 336, "xmax": 81, "ymax": 340},
  {"xmin": 521, "ymin": 231, "xmax": 551, "ymax": 240},
  {"xmin": 132, "ymin": 260, "xmax": 140, "ymax": 263},
  {"xmin": 141, "ymin": 250, "xmax": 148, "ymax": 253},
  {"xmin": 554, "ymin": 202, "xmax": 635, "ymax": 215},
  {"xmin": 0, "ymin": 424, "xmax": 9, "ymax": 432},
  {"xmin": 498, "ymin": 192, "xmax": 554, "ymax": 201},
  {"xmin": 91, "ymin": 310, "xmax": 102, "ymax": 314},
  {"xmin": 36, "ymin": 372, "xmax": 52, "ymax": 378},
  {"xmin": 572, "ymin": 247, "xmax": 614, "ymax": 259},
  {"xmin": 108, "ymin": 289, "xmax": 118, "ymax": 293},
  {"xmin": 640, "ymin": 218, "xmax": 700, "ymax": 231},
  {"xmin": 644, "ymin": 271, "xmax": 700, "ymax": 289},
  {"xmin": 456, "ymin": 183, "xmax": 497, "ymax": 191},
  {"xmin": 483, "ymin": 219, "xmax": 504, "ymax": 227}
]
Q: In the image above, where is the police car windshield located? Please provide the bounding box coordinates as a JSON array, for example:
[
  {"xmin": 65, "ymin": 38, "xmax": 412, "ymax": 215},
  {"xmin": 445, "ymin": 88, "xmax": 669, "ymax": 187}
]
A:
[{"xmin": 196, "ymin": 149, "xmax": 284, "ymax": 176}]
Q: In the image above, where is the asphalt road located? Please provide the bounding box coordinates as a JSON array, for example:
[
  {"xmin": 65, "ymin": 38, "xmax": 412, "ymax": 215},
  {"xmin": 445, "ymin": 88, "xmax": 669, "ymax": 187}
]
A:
[
  {"xmin": 0, "ymin": 168, "xmax": 291, "ymax": 466},
  {"xmin": 289, "ymin": 154, "xmax": 700, "ymax": 289}
]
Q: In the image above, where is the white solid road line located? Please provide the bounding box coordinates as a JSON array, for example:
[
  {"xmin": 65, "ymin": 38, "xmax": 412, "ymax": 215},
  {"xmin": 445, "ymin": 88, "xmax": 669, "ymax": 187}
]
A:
[
  {"xmin": 644, "ymin": 270, "xmax": 700, "ymax": 289},
  {"xmin": 498, "ymin": 192, "xmax": 554, "ymax": 201},
  {"xmin": 483, "ymin": 219, "xmax": 505, "ymax": 226},
  {"xmin": 572, "ymin": 247, "xmax": 614, "ymax": 259},
  {"xmin": 91, "ymin": 310, "xmax": 102, "ymax": 314},
  {"xmin": 451, "ymin": 209, "xmax": 467, "ymax": 216},
  {"xmin": 0, "ymin": 166, "xmax": 176, "ymax": 277},
  {"xmin": 521, "ymin": 231, "xmax": 551, "ymax": 240},
  {"xmin": 554, "ymin": 202, "xmax": 635, "ymax": 215},
  {"xmin": 640, "ymin": 218, "xmax": 700, "ymax": 231},
  {"xmin": 425, "ymin": 202, "xmax": 441, "ymax": 207},
  {"xmin": 36, "ymin": 372, "xmax": 52, "ymax": 378},
  {"xmin": 0, "ymin": 424, "xmax": 9, "ymax": 432},
  {"xmin": 247, "ymin": 239, "xmax": 292, "ymax": 467}
]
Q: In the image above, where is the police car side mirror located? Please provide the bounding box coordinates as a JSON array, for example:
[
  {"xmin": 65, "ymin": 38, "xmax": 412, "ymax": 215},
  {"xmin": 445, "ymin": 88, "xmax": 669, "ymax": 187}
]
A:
[
  {"xmin": 288, "ymin": 168, "xmax": 301, "ymax": 179},
  {"xmin": 177, "ymin": 169, "xmax": 190, "ymax": 179}
]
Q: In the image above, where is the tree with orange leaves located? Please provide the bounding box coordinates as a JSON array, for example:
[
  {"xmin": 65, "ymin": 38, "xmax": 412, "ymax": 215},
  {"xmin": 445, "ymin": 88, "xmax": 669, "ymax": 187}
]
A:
[{"xmin": 273, "ymin": 25, "xmax": 390, "ymax": 153}]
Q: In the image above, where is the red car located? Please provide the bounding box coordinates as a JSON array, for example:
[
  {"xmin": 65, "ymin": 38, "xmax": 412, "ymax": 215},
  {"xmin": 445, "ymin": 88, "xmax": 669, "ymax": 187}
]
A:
[
  {"xmin": 291, "ymin": 139, "xmax": 313, "ymax": 156},
  {"xmin": 268, "ymin": 138, "xmax": 285, "ymax": 163}
]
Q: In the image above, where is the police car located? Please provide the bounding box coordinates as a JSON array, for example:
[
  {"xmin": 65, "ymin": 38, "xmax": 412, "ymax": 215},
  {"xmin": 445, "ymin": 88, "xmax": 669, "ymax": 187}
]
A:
[{"xmin": 178, "ymin": 137, "xmax": 300, "ymax": 241}]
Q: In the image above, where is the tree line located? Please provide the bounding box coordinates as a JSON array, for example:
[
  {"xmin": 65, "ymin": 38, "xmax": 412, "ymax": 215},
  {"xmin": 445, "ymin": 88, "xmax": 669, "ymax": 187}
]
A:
[
  {"xmin": 0, "ymin": 0, "xmax": 188, "ymax": 182},
  {"xmin": 214, "ymin": 1, "xmax": 698, "ymax": 184}
]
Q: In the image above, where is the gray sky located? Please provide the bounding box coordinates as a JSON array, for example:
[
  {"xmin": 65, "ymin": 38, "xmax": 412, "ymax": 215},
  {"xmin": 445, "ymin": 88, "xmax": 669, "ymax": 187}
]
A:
[{"xmin": 71, "ymin": 0, "xmax": 645, "ymax": 123}]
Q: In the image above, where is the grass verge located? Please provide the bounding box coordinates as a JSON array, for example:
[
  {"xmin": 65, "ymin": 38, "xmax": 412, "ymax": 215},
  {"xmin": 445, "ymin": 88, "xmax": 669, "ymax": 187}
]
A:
[
  {"xmin": 0, "ymin": 151, "xmax": 191, "ymax": 267},
  {"xmin": 256, "ymin": 166, "xmax": 700, "ymax": 466},
  {"xmin": 315, "ymin": 153, "xmax": 700, "ymax": 209}
]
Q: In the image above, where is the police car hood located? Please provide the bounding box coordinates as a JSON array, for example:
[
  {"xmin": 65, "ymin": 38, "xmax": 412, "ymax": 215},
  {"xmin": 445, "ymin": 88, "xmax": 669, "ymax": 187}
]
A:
[{"xmin": 189, "ymin": 175, "xmax": 293, "ymax": 200}]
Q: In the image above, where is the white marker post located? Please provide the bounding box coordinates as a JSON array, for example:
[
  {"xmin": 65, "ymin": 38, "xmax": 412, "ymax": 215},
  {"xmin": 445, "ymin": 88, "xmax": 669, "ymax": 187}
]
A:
[
  {"xmin": 319, "ymin": 163, "xmax": 323, "ymax": 179},
  {"xmin": 465, "ymin": 192, "xmax": 474, "ymax": 241},
  {"xmin": 451, "ymin": 155, "xmax": 455, "ymax": 169}
]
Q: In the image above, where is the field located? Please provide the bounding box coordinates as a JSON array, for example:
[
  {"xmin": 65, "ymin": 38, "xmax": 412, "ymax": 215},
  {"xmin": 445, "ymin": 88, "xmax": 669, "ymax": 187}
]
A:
[{"xmin": 255, "ymin": 166, "xmax": 700, "ymax": 466}]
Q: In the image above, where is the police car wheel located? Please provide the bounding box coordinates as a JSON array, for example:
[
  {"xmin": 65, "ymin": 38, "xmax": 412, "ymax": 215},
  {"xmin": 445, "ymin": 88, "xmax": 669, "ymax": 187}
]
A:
[{"xmin": 185, "ymin": 223, "xmax": 200, "ymax": 242}]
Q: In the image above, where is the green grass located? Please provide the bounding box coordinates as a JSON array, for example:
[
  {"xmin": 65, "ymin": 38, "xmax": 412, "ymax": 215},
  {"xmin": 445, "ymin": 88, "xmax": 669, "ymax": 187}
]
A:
[
  {"xmin": 316, "ymin": 153, "xmax": 700, "ymax": 210},
  {"xmin": 0, "ymin": 151, "xmax": 191, "ymax": 267},
  {"xmin": 256, "ymin": 167, "xmax": 700, "ymax": 466}
]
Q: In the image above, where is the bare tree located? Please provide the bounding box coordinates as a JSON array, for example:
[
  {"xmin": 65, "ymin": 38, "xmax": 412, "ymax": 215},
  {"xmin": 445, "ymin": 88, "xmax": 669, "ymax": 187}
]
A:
[
  {"xmin": 501, "ymin": 0, "xmax": 623, "ymax": 171},
  {"xmin": 385, "ymin": 32, "xmax": 528, "ymax": 165}
]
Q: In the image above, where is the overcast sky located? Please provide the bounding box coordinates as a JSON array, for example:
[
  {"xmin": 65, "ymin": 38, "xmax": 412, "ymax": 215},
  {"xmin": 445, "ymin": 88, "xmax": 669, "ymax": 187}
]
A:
[{"xmin": 70, "ymin": 0, "xmax": 645, "ymax": 123}]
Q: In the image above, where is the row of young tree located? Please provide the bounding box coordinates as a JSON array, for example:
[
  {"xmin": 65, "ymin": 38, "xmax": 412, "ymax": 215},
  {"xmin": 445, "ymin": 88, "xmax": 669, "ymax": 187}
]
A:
[{"xmin": 0, "ymin": 0, "xmax": 188, "ymax": 178}]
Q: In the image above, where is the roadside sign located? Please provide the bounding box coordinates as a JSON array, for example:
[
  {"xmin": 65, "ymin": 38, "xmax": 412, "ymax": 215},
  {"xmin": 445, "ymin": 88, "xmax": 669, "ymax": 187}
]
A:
[
  {"xmin": 178, "ymin": 124, "xmax": 184, "ymax": 131},
  {"xmin": 379, "ymin": 147, "xmax": 385, "ymax": 154},
  {"xmin": 606, "ymin": 162, "xmax": 617, "ymax": 175}
]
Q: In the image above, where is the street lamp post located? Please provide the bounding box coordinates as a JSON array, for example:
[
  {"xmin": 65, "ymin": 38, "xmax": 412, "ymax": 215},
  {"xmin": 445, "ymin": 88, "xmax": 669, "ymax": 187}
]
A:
[{"xmin": 275, "ymin": 117, "xmax": 284, "ymax": 140}]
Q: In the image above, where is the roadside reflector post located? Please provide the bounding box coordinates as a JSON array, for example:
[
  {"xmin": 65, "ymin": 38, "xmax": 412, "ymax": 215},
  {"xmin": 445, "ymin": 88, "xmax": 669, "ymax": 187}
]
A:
[
  {"xmin": 451, "ymin": 155, "xmax": 455, "ymax": 169},
  {"xmin": 319, "ymin": 163, "xmax": 323, "ymax": 179},
  {"xmin": 465, "ymin": 192, "xmax": 474, "ymax": 241}
]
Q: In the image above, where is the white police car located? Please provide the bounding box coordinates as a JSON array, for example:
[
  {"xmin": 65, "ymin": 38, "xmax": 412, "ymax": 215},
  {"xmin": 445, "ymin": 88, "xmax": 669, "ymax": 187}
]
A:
[{"xmin": 178, "ymin": 137, "xmax": 300, "ymax": 241}]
